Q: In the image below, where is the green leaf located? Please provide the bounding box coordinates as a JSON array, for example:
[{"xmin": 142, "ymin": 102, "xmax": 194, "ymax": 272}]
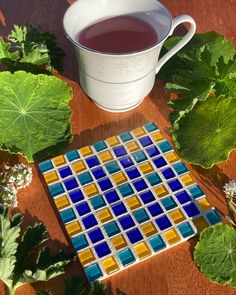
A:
[
  {"xmin": 64, "ymin": 276, "xmax": 85, "ymax": 295},
  {"xmin": 0, "ymin": 38, "xmax": 19, "ymax": 62},
  {"xmin": 89, "ymin": 281, "xmax": 107, "ymax": 295},
  {"xmin": 194, "ymin": 223, "xmax": 236, "ymax": 287},
  {"xmin": 172, "ymin": 96, "xmax": 236, "ymax": 168},
  {"xmin": 0, "ymin": 71, "xmax": 73, "ymax": 162}
]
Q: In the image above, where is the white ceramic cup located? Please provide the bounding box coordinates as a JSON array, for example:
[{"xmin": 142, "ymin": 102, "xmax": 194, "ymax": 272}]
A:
[{"xmin": 63, "ymin": 0, "xmax": 196, "ymax": 112}]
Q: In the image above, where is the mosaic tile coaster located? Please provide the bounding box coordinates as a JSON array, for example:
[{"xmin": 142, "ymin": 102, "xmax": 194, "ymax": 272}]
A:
[{"xmin": 39, "ymin": 122, "xmax": 221, "ymax": 283}]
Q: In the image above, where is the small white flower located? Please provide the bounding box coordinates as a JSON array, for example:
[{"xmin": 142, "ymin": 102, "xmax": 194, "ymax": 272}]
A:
[{"xmin": 223, "ymin": 180, "xmax": 236, "ymax": 198}]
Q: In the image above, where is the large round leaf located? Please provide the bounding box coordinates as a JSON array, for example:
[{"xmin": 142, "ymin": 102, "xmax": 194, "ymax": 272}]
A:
[
  {"xmin": 0, "ymin": 71, "xmax": 73, "ymax": 162},
  {"xmin": 172, "ymin": 96, "xmax": 236, "ymax": 168},
  {"xmin": 194, "ymin": 224, "xmax": 236, "ymax": 287}
]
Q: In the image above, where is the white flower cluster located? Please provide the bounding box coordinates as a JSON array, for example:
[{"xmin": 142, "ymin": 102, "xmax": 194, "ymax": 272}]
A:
[
  {"xmin": 0, "ymin": 163, "xmax": 32, "ymax": 208},
  {"xmin": 223, "ymin": 180, "xmax": 236, "ymax": 199}
]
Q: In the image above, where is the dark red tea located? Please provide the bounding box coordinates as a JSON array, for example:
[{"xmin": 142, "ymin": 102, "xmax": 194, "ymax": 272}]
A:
[{"xmin": 76, "ymin": 15, "xmax": 158, "ymax": 54}]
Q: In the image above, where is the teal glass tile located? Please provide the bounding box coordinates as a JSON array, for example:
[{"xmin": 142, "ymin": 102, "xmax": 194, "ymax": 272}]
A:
[
  {"xmin": 178, "ymin": 222, "xmax": 195, "ymax": 238},
  {"xmin": 161, "ymin": 196, "xmax": 177, "ymax": 210},
  {"xmin": 172, "ymin": 162, "xmax": 189, "ymax": 175},
  {"xmin": 39, "ymin": 160, "xmax": 53, "ymax": 172},
  {"xmin": 158, "ymin": 141, "xmax": 173, "ymax": 153},
  {"xmin": 120, "ymin": 132, "xmax": 133, "ymax": 142},
  {"xmin": 60, "ymin": 208, "xmax": 75, "ymax": 223},
  {"xmin": 77, "ymin": 172, "xmax": 93, "ymax": 185},
  {"xmin": 65, "ymin": 150, "xmax": 80, "ymax": 162},
  {"xmin": 105, "ymin": 161, "xmax": 120, "ymax": 174},
  {"xmin": 71, "ymin": 234, "xmax": 88, "ymax": 251},
  {"xmin": 144, "ymin": 122, "xmax": 158, "ymax": 132},
  {"xmin": 133, "ymin": 208, "xmax": 149, "ymax": 223},
  {"xmin": 49, "ymin": 183, "xmax": 64, "ymax": 197},
  {"xmin": 90, "ymin": 195, "xmax": 106, "ymax": 210},
  {"xmin": 149, "ymin": 235, "xmax": 166, "ymax": 252},
  {"xmin": 132, "ymin": 150, "xmax": 147, "ymax": 163},
  {"xmin": 189, "ymin": 185, "xmax": 204, "ymax": 199},
  {"xmin": 118, "ymin": 183, "xmax": 134, "ymax": 197},
  {"xmin": 85, "ymin": 263, "xmax": 103, "ymax": 282},
  {"xmin": 104, "ymin": 221, "xmax": 120, "ymax": 237},
  {"xmin": 146, "ymin": 172, "xmax": 162, "ymax": 186},
  {"xmin": 93, "ymin": 140, "xmax": 107, "ymax": 152},
  {"xmin": 206, "ymin": 210, "xmax": 221, "ymax": 225},
  {"xmin": 118, "ymin": 248, "xmax": 135, "ymax": 266}
]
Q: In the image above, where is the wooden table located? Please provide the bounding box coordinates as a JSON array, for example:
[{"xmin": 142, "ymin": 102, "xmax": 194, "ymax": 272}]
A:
[{"xmin": 1, "ymin": 0, "xmax": 236, "ymax": 294}]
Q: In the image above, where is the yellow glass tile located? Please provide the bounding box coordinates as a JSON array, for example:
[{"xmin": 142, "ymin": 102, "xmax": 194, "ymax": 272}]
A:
[
  {"xmin": 111, "ymin": 235, "xmax": 127, "ymax": 250},
  {"xmin": 71, "ymin": 160, "xmax": 86, "ymax": 173},
  {"xmin": 141, "ymin": 222, "xmax": 157, "ymax": 237},
  {"xmin": 133, "ymin": 127, "xmax": 146, "ymax": 137},
  {"xmin": 55, "ymin": 195, "xmax": 70, "ymax": 210},
  {"xmin": 52, "ymin": 155, "xmax": 66, "ymax": 166},
  {"xmin": 192, "ymin": 216, "xmax": 209, "ymax": 233},
  {"xmin": 78, "ymin": 248, "xmax": 95, "ymax": 266},
  {"xmin": 163, "ymin": 229, "xmax": 181, "ymax": 245},
  {"xmin": 154, "ymin": 184, "xmax": 169, "ymax": 198},
  {"xmin": 44, "ymin": 170, "xmax": 58, "ymax": 184},
  {"xmin": 126, "ymin": 196, "xmax": 142, "ymax": 210},
  {"xmin": 65, "ymin": 220, "xmax": 82, "ymax": 236},
  {"xmin": 151, "ymin": 131, "xmax": 164, "ymax": 142},
  {"xmin": 134, "ymin": 242, "xmax": 151, "ymax": 260},
  {"xmin": 79, "ymin": 146, "xmax": 93, "ymax": 157},
  {"xmin": 169, "ymin": 209, "xmax": 186, "ymax": 224},
  {"xmin": 98, "ymin": 150, "xmax": 113, "ymax": 162},
  {"xmin": 180, "ymin": 174, "xmax": 195, "ymax": 186},
  {"xmin": 84, "ymin": 183, "xmax": 99, "ymax": 197},
  {"xmin": 101, "ymin": 257, "xmax": 119, "ymax": 274},
  {"xmin": 106, "ymin": 136, "xmax": 120, "ymax": 147},
  {"xmin": 112, "ymin": 172, "xmax": 127, "ymax": 185},
  {"xmin": 97, "ymin": 208, "xmax": 113, "ymax": 223},
  {"xmin": 165, "ymin": 152, "xmax": 180, "ymax": 163},
  {"xmin": 125, "ymin": 141, "xmax": 140, "ymax": 152},
  {"xmin": 197, "ymin": 197, "xmax": 212, "ymax": 211},
  {"xmin": 139, "ymin": 162, "xmax": 154, "ymax": 174}
]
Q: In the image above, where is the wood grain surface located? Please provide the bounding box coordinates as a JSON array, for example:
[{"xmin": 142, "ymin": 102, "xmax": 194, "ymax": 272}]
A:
[{"xmin": 0, "ymin": 0, "xmax": 236, "ymax": 294}]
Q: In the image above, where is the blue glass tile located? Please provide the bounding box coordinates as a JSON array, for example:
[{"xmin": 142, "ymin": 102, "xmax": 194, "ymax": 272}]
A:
[
  {"xmin": 88, "ymin": 228, "xmax": 104, "ymax": 243},
  {"xmin": 85, "ymin": 155, "xmax": 100, "ymax": 168},
  {"xmin": 104, "ymin": 190, "xmax": 120, "ymax": 204},
  {"xmin": 113, "ymin": 145, "xmax": 127, "ymax": 157},
  {"xmin": 104, "ymin": 221, "xmax": 120, "ymax": 237},
  {"xmin": 155, "ymin": 215, "xmax": 172, "ymax": 230},
  {"xmin": 93, "ymin": 140, "xmax": 107, "ymax": 152},
  {"xmin": 175, "ymin": 191, "xmax": 191, "ymax": 204},
  {"xmin": 183, "ymin": 203, "xmax": 200, "ymax": 217},
  {"xmin": 39, "ymin": 160, "xmax": 53, "ymax": 172},
  {"xmin": 189, "ymin": 185, "xmax": 204, "ymax": 199},
  {"xmin": 64, "ymin": 177, "xmax": 78, "ymax": 191},
  {"xmin": 146, "ymin": 145, "xmax": 160, "ymax": 157},
  {"xmin": 206, "ymin": 210, "xmax": 221, "ymax": 225},
  {"xmin": 60, "ymin": 208, "xmax": 75, "ymax": 223},
  {"xmin": 161, "ymin": 197, "xmax": 177, "ymax": 211},
  {"xmin": 76, "ymin": 202, "xmax": 91, "ymax": 216},
  {"xmin": 144, "ymin": 122, "xmax": 158, "ymax": 132},
  {"xmin": 126, "ymin": 167, "xmax": 141, "ymax": 179},
  {"xmin": 69, "ymin": 189, "xmax": 84, "ymax": 203},
  {"xmin": 71, "ymin": 234, "xmax": 88, "ymax": 251},
  {"xmin": 91, "ymin": 167, "xmax": 106, "ymax": 179},
  {"xmin": 65, "ymin": 150, "xmax": 80, "ymax": 162},
  {"xmin": 49, "ymin": 183, "xmax": 64, "ymax": 197},
  {"xmin": 58, "ymin": 166, "xmax": 72, "ymax": 178},
  {"xmin": 77, "ymin": 172, "xmax": 93, "ymax": 185},
  {"xmin": 148, "ymin": 203, "xmax": 163, "ymax": 217},
  {"xmin": 82, "ymin": 214, "xmax": 98, "ymax": 229},
  {"xmin": 161, "ymin": 168, "xmax": 175, "ymax": 179},
  {"xmin": 105, "ymin": 161, "xmax": 120, "ymax": 174},
  {"xmin": 85, "ymin": 263, "xmax": 103, "ymax": 282},
  {"xmin": 94, "ymin": 241, "xmax": 111, "ymax": 258},
  {"xmin": 126, "ymin": 228, "xmax": 143, "ymax": 244},
  {"xmin": 146, "ymin": 173, "xmax": 162, "ymax": 186},
  {"xmin": 118, "ymin": 183, "xmax": 134, "ymax": 197},
  {"xmin": 133, "ymin": 179, "xmax": 148, "ymax": 191},
  {"xmin": 112, "ymin": 202, "xmax": 127, "ymax": 216},
  {"xmin": 172, "ymin": 162, "xmax": 189, "ymax": 175},
  {"xmin": 140, "ymin": 191, "xmax": 155, "ymax": 204},
  {"xmin": 90, "ymin": 195, "xmax": 106, "ymax": 210},
  {"xmin": 149, "ymin": 235, "xmax": 166, "ymax": 252},
  {"xmin": 118, "ymin": 248, "xmax": 135, "ymax": 266},
  {"xmin": 120, "ymin": 156, "xmax": 134, "ymax": 168},
  {"xmin": 118, "ymin": 215, "xmax": 135, "ymax": 230},
  {"xmin": 98, "ymin": 178, "xmax": 113, "ymax": 191},
  {"xmin": 120, "ymin": 132, "xmax": 133, "ymax": 142},
  {"xmin": 158, "ymin": 141, "xmax": 173, "ymax": 153},
  {"xmin": 178, "ymin": 222, "xmax": 195, "ymax": 238},
  {"xmin": 167, "ymin": 179, "xmax": 183, "ymax": 192},
  {"xmin": 153, "ymin": 156, "xmax": 167, "ymax": 168},
  {"xmin": 133, "ymin": 208, "xmax": 149, "ymax": 223},
  {"xmin": 139, "ymin": 136, "xmax": 152, "ymax": 147},
  {"xmin": 132, "ymin": 151, "xmax": 147, "ymax": 163}
]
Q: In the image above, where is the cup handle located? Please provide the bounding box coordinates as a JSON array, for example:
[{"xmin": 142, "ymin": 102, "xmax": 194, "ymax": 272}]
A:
[{"xmin": 156, "ymin": 15, "xmax": 196, "ymax": 74}]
